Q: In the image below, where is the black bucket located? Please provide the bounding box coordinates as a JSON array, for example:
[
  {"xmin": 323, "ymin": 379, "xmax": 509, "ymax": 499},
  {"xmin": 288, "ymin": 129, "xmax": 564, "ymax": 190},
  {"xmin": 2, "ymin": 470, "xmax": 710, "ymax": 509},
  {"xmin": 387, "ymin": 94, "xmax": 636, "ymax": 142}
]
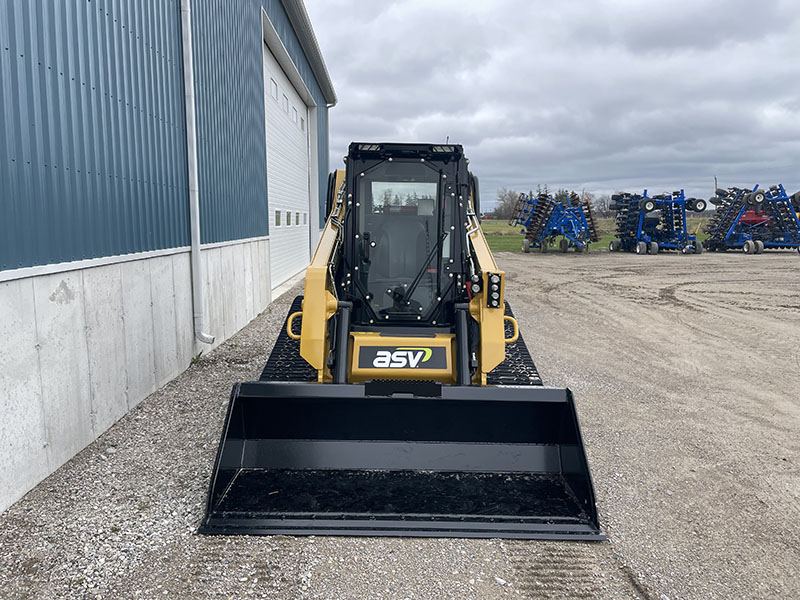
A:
[{"xmin": 199, "ymin": 381, "xmax": 603, "ymax": 540}]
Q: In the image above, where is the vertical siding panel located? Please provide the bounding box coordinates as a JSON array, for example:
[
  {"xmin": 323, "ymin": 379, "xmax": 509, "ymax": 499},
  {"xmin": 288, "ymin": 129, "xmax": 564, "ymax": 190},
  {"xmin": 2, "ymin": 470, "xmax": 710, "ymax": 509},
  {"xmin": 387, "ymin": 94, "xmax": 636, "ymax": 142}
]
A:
[
  {"xmin": 1, "ymin": 0, "xmax": 330, "ymax": 269},
  {"xmin": 1, "ymin": 0, "xmax": 189, "ymax": 270}
]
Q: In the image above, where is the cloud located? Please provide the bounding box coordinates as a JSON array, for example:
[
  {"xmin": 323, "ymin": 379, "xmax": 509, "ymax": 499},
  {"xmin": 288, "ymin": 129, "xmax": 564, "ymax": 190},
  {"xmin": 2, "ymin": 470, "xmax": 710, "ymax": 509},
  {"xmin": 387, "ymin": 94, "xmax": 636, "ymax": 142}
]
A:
[{"xmin": 305, "ymin": 0, "xmax": 800, "ymax": 206}]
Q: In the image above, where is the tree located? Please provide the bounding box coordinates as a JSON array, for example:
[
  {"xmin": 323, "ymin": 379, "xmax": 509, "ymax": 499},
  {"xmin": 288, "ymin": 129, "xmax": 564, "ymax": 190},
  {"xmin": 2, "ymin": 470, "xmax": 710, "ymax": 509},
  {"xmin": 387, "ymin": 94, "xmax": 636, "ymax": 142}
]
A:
[
  {"xmin": 592, "ymin": 193, "xmax": 613, "ymax": 218},
  {"xmin": 493, "ymin": 187, "xmax": 523, "ymax": 220}
]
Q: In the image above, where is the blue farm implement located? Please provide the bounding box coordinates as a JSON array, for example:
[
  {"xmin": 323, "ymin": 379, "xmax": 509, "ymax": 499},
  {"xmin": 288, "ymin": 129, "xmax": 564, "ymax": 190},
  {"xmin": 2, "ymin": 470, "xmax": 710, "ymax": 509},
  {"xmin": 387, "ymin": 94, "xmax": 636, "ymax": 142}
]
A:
[
  {"xmin": 609, "ymin": 190, "xmax": 705, "ymax": 255},
  {"xmin": 703, "ymin": 184, "xmax": 800, "ymax": 254},
  {"xmin": 510, "ymin": 192, "xmax": 599, "ymax": 253}
]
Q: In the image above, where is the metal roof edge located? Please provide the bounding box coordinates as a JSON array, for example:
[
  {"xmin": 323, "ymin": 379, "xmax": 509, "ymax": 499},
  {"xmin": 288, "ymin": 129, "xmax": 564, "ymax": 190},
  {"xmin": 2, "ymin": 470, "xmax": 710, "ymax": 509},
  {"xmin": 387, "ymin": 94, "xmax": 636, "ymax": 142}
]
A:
[{"xmin": 281, "ymin": 0, "xmax": 337, "ymax": 106}]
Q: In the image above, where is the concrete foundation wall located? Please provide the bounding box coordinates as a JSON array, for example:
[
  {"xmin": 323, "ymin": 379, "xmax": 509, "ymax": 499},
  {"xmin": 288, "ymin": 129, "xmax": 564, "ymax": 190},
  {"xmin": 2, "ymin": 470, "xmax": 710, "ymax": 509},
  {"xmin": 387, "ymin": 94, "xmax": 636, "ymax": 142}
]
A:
[{"xmin": 0, "ymin": 238, "xmax": 271, "ymax": 513}]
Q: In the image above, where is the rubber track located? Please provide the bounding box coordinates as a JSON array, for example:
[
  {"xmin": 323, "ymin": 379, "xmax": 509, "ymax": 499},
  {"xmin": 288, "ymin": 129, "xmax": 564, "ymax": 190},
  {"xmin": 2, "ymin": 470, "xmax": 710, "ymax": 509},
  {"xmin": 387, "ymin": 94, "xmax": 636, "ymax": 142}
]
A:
[
  {"xmin": 488, "ymin": 302, "xmax": 543, "ymax": 386},
  {"xmin": 259, "ymin": 296, "xmax": 317, "ymax": 382},
  {"xmin": 260, "ymin": 296, "xmax": 543, "ymax": 386}
]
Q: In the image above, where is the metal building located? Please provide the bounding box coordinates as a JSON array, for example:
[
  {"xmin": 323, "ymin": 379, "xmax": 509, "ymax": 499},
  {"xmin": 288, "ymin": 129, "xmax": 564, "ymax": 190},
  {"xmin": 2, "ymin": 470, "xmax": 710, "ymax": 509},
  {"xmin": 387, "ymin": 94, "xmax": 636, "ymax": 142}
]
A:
[{"xmin": 0, "ymin": 0, "xmax": 336, "ymax": 512}]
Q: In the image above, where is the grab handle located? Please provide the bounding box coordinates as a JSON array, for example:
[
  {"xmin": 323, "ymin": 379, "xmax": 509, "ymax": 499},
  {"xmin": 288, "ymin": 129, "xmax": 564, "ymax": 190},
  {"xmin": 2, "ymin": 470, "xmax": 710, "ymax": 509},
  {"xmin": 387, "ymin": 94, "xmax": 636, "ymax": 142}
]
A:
[
  {"xmin": 504, "ymin": 315, "xmax": 519, "ymax": 344},
  {"xmin": 286, "ymin": 311, "xmax": 303, "ymax": 340}
]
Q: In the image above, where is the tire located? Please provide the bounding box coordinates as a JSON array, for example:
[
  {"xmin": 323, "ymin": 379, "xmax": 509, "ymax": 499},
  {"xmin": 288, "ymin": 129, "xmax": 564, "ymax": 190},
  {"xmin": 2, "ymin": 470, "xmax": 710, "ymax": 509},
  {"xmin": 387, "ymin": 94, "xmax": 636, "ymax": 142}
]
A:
[
  {"xmin": 715, "ymin": 188, "xmax": 728, "ymax": 197},
  {"xmin": 648, "ymin": 241, "xmax": 659, "ymax": 255},
  {"xmin": 743, "ymin": 240, "xmax": 755, "ymax": 254},
  {"xmin": 709, "ymin": 196, "xmax": 722, "ymax": 206},
  {"xmin": 681, "ymin": 246, "xmax": 690, "ymax": 254},
  {"xmin": 692, "ymin": 198, "xmax": 707, "ymax": 212},
  {"xmin": 539, "ymin": 243, "xmax": 548, "ymax": 253},
  {"xmin": 522, "ymin": 238, "xmax": 530, "ymax": 253},
  {"xmin": 792, "ymin": 192, "xmax": 800, "ymax": 210},
  {"xmin": 752, "ymin": 191, "xmax": 765, "ymax": 205},
  {"xmin": 694, "ymin": 242, "xmax": 703, "ymax": 254},
  {"xmin": 635, "ymin": 241, "xmax": 647, "ymax": 255},
  {"xmin": 640, "ymin": 199, "xmax": 656, "ymax": 212},
  {"xmin": 755, "ymin": 240, "xmax": 764, "ymax": 254},
  {"xmin": 609, "ymin": 240, "xmax": 620, "ymax": 252},
  {"xmin": 559, "ymin": 238, "xmax": 569, "ymax": 253}
]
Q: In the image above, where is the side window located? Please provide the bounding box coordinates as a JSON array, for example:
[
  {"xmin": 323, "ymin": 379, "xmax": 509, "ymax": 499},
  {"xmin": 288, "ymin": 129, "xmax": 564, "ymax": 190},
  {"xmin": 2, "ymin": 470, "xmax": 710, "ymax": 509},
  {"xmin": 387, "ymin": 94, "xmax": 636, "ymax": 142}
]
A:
[
  {"xmin": 300, "ymin": 117, "xmax": 305, "ymax": 132},
  {"xmin": 303, "ymin": 212, "xmax": 307, "ymax": 225},
  {"xmin": 286, "ymin": 210, "xmax": 291, "ymax": 226},
  {"xmin": 282, "ymin": 94, "xmax": 289, "ymax": 113},
  {"xmin": 270, "ymin": 78, "xmax": 278, "ymax": 100},
  {"xmin": 292, "ymin": 107, "xmax": 298, "ymax": 124},
  {"xmin": 275, "ymin": 210, "xmax": 281, "ymax": 226},
  {"xmin": 295, "ymin": 212, "xmax": 300, "ymax": 225}
]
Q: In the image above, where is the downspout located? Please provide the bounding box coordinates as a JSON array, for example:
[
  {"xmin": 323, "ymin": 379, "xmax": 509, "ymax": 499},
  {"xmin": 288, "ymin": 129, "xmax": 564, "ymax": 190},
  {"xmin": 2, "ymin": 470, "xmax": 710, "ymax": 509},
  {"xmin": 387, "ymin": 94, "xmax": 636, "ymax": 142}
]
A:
[{"xmin": 180, "ymin": 0, "xmax": 214, "ymax": 345}]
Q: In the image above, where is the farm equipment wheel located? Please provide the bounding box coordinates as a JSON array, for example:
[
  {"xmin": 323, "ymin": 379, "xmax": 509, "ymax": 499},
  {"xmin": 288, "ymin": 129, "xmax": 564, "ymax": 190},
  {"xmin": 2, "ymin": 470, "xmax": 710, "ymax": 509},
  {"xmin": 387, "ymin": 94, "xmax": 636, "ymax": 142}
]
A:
[
  {"xmin": 694, "ymin": 243, "xmax": 703, "ymax": 254},
  {"xmin": 635, "ymin": 241, "xmax": 647, "ymax": 255},
  {"xmin": 752, "ymin": 191, "xmax": 765, "ymax": 205},
  {"xmin": 640, "ymin": 199, "xmax": 656, "ymax": 212},
  {"xmin": 648, "ymin": 241, "xmax": 659, "ymax": 255},
  {"xmin": 539, "ymin": 243, "xmax": 548, "ymax": 253},
  {"xmin": 709, "ymin": 196, "xmax": 722, "ymax": 206},
  {"xmin": 692, "ymin": 198, "xmax": 707, "ymax": 212},
  {"xmin": 559, "ymin": 238, "xmax": 569, "ymax": 253},
  {"xmin": 743, "ymin": 240, "xmax": 756, "ymax": 254},
  {"xmin": 609, "ymin": 240, "xmax": 620, "ymax": 252},
  {"xmin": 522, "ymin": 238, "xmax": 530, "ymax": 253},
  {"xmin": 754, "ymin": 240, "xmax": 765, "ymax": 254}
]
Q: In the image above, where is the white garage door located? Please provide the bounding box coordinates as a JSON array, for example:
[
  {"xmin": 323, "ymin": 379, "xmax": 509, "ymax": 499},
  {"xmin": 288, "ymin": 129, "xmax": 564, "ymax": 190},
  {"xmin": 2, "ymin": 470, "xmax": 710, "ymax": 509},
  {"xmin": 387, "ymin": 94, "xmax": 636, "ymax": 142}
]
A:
[{"xmin": 263, "ymin": 43, "xmax": 311, "ymax": 289}]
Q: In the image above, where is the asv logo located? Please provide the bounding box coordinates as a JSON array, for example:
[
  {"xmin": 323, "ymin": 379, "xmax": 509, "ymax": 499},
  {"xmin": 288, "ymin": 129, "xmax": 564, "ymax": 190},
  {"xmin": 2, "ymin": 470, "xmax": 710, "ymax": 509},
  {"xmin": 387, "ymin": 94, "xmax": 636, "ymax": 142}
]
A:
[{"xmin": 372, "ymin": 347, "xmax": 433, "ymax": 369}]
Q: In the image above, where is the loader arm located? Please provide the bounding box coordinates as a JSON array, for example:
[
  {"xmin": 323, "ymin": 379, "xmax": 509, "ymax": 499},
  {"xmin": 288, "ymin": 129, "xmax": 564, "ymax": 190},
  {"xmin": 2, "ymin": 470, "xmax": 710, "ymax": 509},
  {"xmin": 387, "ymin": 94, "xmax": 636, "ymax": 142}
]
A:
[
  {"xmin": 464, "ymin": 176, "xmax": 508, "ymax": 384},
  {"xmin": 296, "ymin": 170, "xmax": 346, "ymax": 381}
]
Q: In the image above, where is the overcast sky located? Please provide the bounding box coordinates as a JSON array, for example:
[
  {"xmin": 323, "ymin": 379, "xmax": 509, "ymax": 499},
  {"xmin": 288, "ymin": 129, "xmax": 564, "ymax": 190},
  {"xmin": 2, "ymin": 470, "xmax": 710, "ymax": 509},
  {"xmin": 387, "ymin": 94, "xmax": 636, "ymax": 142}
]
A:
[{"xmin": 305, "ymin": 0, "xmax": 800, "ymax": 208}]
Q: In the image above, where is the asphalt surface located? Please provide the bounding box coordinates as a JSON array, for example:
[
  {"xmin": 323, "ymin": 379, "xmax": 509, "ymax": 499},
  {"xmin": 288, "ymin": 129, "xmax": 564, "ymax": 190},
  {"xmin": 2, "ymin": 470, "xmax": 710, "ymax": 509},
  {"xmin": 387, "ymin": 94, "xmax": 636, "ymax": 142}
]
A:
[{"xmin": 1, "ymin": 250, "xmax": 798, "ymax": 599}]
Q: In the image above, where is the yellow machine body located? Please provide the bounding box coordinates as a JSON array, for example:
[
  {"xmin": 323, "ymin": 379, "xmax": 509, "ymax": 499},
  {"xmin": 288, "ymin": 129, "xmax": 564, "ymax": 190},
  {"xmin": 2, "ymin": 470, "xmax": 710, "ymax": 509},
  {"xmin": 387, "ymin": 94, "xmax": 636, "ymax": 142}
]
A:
[{"xmin": 290, "ymin": 168, "xmax": 516, "ymax": 385}]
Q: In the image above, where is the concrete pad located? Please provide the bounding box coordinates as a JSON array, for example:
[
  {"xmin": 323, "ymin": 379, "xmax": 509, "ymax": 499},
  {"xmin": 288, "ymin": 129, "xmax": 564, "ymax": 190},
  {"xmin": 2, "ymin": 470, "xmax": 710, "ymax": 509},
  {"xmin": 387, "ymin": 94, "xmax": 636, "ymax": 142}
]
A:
[
  {"xmin": 260, "ymin": 240, "xmax": 271, "ymax": 307},
  {"xmin": 231, "ymin": 244, "xmax": 247, "ymax": 331},
  {"xmin": 149, "ymin": 256, "xmax": 179, "ymax": 388},
  {"xmin": 203, "ymin": 248, "xmax": 226, "ymax": 351},
  {"xmin": 32, "ymin": 272, "xmax": 93, "ymax": 468},
  {"xmin": 220, "ymin": 246, "xmax": 236, "ymax": 341},
  {"xmin": 249, "ymin": 242, "xmax": 262, "ymax": 315},
  {"xmin": 171, "ymin": 253, "xmax": 195, "ymax": 367},
  {"xmin": 121, "ymin": 260, "xmax": 155, "ymax": 408},
  {"xmin": 82, "ymin": 264, "xmax": 128, "ymax": 433},
  {"xmin": 0, "ymin": 278, "xmax": 49, "ymax": 510},
  {"xmin": 242, "ymin": 242, "xmax": 255, "ymax": 321}
]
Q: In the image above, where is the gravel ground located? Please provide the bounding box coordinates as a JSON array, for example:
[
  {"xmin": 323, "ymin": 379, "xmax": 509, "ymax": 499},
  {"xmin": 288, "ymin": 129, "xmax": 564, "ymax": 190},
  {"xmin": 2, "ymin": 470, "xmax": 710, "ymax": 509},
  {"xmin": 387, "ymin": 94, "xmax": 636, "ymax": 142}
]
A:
[{"xmin": 1, "ymin": 251, "xmax": 798, "ymax": 599}]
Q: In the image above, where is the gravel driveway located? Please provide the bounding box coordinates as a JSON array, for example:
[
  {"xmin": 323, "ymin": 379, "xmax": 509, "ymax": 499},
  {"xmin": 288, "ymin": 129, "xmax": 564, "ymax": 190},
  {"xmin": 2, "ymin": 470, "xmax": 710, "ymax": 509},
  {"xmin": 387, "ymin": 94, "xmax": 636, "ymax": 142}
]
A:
[{"xmin": 1, "ymin": 251, "xmax": 798, "ymax": 599}]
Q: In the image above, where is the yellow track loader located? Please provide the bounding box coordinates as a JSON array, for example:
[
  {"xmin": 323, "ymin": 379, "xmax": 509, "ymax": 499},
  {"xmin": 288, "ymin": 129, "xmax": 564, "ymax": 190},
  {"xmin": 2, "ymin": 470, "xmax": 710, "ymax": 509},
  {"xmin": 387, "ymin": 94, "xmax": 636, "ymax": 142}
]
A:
[{"xmin": 199, "ymin": 143, "xmax": 602, "ymax": 539}]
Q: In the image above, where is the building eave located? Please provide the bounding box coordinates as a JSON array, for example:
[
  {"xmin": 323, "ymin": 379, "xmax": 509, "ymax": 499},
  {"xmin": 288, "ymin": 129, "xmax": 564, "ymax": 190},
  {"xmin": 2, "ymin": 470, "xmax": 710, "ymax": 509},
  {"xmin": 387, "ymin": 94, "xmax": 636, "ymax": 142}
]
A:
[{"xmin": 281, "ymin": 0, "xmax": 337, "ymax": 106}]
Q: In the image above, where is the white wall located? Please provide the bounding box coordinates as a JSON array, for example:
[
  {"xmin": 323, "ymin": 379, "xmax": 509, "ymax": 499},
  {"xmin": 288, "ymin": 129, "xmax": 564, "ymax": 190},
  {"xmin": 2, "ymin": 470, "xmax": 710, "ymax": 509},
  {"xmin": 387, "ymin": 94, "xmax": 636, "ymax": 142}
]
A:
[{"xmin": 0, "ymin": 238, "xmax": 271, "ymax": 513}]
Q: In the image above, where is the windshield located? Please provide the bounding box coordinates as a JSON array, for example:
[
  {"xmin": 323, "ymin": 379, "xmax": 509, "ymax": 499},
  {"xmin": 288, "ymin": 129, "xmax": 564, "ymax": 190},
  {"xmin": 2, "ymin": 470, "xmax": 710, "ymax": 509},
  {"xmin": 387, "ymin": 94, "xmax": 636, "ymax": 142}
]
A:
[{"xmin": 355, "ymin": 160, "xmax": 450, "ymax": 321}]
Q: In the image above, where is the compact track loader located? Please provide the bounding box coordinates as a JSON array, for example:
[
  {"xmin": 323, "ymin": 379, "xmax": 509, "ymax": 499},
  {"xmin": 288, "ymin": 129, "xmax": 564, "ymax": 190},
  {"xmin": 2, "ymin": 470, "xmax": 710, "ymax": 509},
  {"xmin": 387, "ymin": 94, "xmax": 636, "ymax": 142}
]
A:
[{"xmin": 199, "ymin": 143, "xmax": 602, "ymax": 540}]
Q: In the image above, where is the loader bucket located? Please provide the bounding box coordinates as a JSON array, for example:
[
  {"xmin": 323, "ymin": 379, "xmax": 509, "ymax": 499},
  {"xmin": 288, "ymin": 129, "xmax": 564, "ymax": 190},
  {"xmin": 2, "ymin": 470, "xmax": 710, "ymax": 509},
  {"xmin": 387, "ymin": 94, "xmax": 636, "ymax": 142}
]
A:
[{"xmin": 199, "ymin": 381, "xmax": 603, "ymax": 540}]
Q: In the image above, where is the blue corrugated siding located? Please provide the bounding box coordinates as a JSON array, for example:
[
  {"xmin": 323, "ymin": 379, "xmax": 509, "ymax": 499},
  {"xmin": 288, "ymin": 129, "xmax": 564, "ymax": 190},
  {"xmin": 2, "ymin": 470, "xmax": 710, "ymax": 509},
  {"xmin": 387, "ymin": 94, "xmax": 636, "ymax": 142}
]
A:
[
  {"xmin": 192, "ymin": 0, "xmax": 268, "ymax": 243},
  {"xmin": 0, "ymin": 0, "xmax": 189, "ymax": 270},
  {"xmin": 192, "ymin": 0, "xmax": 330, "ymax": 243}
]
